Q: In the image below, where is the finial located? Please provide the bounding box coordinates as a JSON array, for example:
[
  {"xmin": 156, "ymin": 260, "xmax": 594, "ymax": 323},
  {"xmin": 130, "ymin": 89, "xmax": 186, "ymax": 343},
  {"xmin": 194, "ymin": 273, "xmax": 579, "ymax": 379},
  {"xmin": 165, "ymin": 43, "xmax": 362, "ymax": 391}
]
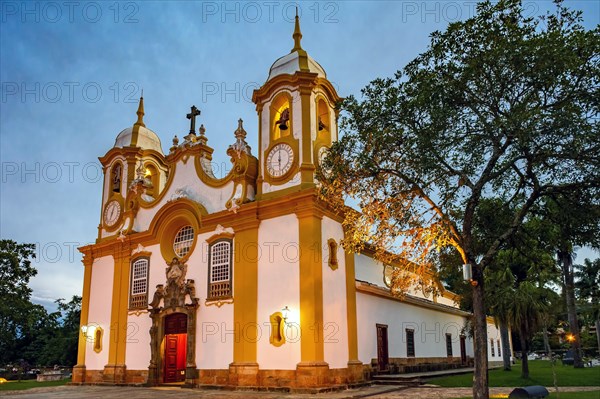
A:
[
  {"xmin": 135, "ymin": 161, "xmax": 145, "ymax": 180},
  {"xmin": 172, "ymin": 135, "xmax": 179, "ymax": 146},
  {"xmin": 292, "ymin": 7, "xmax": 303, "ymax": 52},
  {"xmin": 234, "ymin": 118, "xmax": 247, "ymax": 140},
  {"xmin": 134, "ymin": 96, "xmax": 145, "ymax": 128},
  {"xmin": 198, "ymin": 124, "xmax": 207, "ymax": 145}
]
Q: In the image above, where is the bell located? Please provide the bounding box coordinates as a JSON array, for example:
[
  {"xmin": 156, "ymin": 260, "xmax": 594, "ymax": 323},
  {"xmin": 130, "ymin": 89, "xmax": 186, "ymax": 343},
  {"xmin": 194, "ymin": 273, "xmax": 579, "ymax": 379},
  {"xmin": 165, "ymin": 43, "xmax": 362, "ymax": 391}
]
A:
[
  {"xmin": 318, "ymin": 117, "xmax": 326, "ymax": 131},
  {"xmin": 275, "ymin": 108, "xmax": 290, "ymax": 130}
]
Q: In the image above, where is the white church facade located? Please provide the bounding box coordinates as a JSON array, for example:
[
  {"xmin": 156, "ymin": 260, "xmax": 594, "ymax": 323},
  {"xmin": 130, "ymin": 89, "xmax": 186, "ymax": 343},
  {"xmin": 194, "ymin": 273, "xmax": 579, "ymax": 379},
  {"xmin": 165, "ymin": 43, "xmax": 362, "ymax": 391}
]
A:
[{"xmin": 74, "ymin": 16, "xmax": 507, "ymax": 389}]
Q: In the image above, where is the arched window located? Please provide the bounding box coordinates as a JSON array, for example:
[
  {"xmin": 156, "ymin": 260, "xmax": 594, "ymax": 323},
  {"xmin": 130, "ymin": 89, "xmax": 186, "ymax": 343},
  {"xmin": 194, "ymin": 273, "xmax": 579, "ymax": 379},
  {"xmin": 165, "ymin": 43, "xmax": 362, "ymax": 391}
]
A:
[
  {"xmin": 130, "ymin": 258, "xmax": 149, "ymax": 309},
  {"xmin": 208, "ymin": 239, "xmax": 232, "ymax": 299},
  {"xmin": 144, "ymin": 163, "xmax": 159, "ymax": 197},
  {"xmin": 270, "ymin": 93, "xmax": 293, "ymax": 140},
  {"xmin": 111, "ymin": 163, "xmax": 122, "ymax": 193}
]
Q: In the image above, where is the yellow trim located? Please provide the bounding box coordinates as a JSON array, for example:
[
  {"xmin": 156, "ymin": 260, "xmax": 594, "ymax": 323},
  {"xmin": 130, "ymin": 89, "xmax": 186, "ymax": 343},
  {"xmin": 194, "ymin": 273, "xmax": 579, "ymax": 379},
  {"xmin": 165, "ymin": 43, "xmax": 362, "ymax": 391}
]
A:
[
  {"xmin": 297, "ymin": 209, "xmax": 324, "ymax": 362},
  {"xmin": 233, "ymin": 222, "xmax": 260, "ymax": 363},
  {"xmin": 344, "ymin": 251, "xmax": 359, "ymax": 361},
  {"xmin": 76, "ymin": 254, "xmax": 94, "ymax": 366},
  {"xmin": 269, "ymin": 312, "xmax": 286, "ymax": 347},
  {"xmin": 107, "ymin": 247, "xmax": 131, "ymax": 367},
  {"xmin": 206, "ymin": 231, "xmax": 235, "ymax": 245},
  {"xmin": 299, "ymin": 87, "xmax": 314, "ymax": 184},
  {"xmin": 327, "ymin": 238, "xmax": 338, "ymax": 270},
  {"xmin": 150, "ymin": 199, "xmax": 205, "ymax": 262},
  {"xmin": 93, "ymin": 326, "xmax": 104, "ymax": 353}
]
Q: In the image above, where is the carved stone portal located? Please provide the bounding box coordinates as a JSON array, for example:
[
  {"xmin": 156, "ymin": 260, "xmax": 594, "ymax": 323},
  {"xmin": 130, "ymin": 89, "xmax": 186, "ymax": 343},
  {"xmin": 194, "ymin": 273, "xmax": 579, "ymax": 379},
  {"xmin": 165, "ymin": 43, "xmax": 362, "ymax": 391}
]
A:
[{"xmin": 148, "ymin": 258, "xmax": 199, "ymax": 386}]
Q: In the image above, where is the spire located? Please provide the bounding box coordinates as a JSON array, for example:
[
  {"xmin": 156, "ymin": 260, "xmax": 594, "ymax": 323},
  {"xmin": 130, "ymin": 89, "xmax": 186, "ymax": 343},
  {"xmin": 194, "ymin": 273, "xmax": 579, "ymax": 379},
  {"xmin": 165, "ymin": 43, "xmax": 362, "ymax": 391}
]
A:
[
  {"xmin": 134, "ymin": 95, "xmax": 145, "ymax": 128},
  {"xmin": 291, "ymin": 7, "xmax": 303, "ymax": 52}
]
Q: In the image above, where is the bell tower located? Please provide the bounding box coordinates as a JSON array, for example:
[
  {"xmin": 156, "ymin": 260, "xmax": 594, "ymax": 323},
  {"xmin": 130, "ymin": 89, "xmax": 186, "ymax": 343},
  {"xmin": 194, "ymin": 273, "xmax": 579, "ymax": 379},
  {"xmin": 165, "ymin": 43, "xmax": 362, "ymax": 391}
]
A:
[{"xmin": 253, "ymin": 12, "xmax": 341, "ymax": 199}]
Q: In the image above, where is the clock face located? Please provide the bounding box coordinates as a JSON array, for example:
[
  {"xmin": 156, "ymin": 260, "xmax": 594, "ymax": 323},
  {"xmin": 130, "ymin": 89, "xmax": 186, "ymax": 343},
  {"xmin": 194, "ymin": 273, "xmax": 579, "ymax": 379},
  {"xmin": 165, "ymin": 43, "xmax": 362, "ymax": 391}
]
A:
[
  {"xmin": 103, "ymin": 200, "xmax": 122, "ymax": 227},
  {"xmin": 317, "ymin": 146, "xmax": 331, "ymax": 176},
  {"xmin": 266, "ymin": 143, "xmax": 294, "ymax": 178},
  {"xmin": 383, "ymin": 265, "xmax": 394, "ymax": 288}
]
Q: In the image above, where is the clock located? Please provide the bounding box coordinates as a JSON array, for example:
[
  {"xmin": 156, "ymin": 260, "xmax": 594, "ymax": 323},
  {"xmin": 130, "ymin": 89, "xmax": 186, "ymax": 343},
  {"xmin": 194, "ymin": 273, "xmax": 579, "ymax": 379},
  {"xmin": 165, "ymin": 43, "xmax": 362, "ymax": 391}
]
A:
[
  {"xmin": 317, "ymin": 146, "xmax": 331, "ymax": 176},
  {"xmin": 383, "ymin": 264, "xmax": 394, "ymax": 288},
  {"xmin": 103, "ymin": 200, "xmax": 122, "ymax": 227},
  {"xmin": 266, "ymin": 143, "xmax": 294, "ymax": 178}
]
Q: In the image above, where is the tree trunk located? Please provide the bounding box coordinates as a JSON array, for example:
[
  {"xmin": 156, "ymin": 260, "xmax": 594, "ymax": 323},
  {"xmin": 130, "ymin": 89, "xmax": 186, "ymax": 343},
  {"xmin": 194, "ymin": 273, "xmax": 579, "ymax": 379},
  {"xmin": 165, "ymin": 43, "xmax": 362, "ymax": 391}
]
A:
[
  {"xmin": 519, "ymin": 328, "xmax": 529, "ymax": 379},
  {"xmin": 472, "ymin": 271, "xmax": 489, "ymax": 399},
  {"xmin": 558, "ymin": 249, "xmax": 584, "ymax": 368},
  {"xmin": 542, "ymin": 319, "xmax": 551, "ymax": 357},
  {"xmin": 500, "ymin": 323, "xmax": 511, "ymax": 371},
  {"xmin": 596, "ymin": 319, "xmax": 600, "ymax": 357}
]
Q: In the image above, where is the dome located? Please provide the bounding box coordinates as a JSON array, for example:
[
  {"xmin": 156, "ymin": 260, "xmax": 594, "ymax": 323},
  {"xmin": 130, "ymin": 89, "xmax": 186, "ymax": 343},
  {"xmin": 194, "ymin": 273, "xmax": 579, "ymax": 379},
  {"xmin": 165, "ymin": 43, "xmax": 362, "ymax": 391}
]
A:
[
  {"xmin": 114, "ymin": 126, "xmax": 163, "ymax": 154},
  {"xmin": 265, "ymin": 12, "xmax": 326, "ymax": 82},
  {"xmin": 267, "ymin": 51, "xmax": 326, "ymax": 81},
  {"xmin": 113, "ymin": 96, "xmax": 164, "ymax": 154}
]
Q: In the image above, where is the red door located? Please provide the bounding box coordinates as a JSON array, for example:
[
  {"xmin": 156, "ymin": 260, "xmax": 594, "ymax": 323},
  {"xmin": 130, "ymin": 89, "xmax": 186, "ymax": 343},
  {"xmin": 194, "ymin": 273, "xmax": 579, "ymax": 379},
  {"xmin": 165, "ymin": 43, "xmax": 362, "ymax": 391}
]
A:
[
  {"xmin": 164, "ymin": 335, "xmax": 180, "ymax": 383},
  {"xmin": 164, "ymin": 314, "xmax": 187, "ymax": 383}
]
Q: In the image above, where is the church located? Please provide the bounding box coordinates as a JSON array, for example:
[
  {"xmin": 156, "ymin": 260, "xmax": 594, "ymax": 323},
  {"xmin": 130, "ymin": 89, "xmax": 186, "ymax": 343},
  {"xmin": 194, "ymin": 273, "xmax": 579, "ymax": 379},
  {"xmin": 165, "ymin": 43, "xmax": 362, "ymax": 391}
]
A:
[{"xmin": 74, "ymin": 15, "xmax": 508, "ymax": 389}]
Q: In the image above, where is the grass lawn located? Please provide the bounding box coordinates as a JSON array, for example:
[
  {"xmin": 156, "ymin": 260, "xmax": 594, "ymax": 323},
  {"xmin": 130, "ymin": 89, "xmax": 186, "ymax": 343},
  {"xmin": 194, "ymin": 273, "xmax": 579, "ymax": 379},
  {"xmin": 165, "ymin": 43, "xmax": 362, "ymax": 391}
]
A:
[
  {"xmin": 455, "ymin": 391, "xmax": 600, "ymax": 399},
  {"xmin": 0, "ymin": 378, "xmax": 70, "ymax": 391},
  {"xmin": 546, "ymin": 392, "xmax": 600, "ymax": 399},
  {"xmin": 428, "ymin": 360, "xmax": 600, "ymax": 387}
]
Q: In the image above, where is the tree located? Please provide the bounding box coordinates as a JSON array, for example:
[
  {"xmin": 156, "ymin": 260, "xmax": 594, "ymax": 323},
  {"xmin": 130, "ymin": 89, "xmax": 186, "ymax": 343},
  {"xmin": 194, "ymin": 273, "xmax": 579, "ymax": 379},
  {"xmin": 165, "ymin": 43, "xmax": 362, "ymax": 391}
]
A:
[
  {"xmin": 575, "ymin": 258, "xmax": 600, "ymax": 355},
  {"xmin": 319, "ymin": 1, "xmax": 599, "ymax": 397},
  {"xmin": 540, "ymin": 193, "xmax": 600, "ymax": 368},
  {"xmin": 0, "ymin": 240, "xmax": 37, "ymax": 365}
]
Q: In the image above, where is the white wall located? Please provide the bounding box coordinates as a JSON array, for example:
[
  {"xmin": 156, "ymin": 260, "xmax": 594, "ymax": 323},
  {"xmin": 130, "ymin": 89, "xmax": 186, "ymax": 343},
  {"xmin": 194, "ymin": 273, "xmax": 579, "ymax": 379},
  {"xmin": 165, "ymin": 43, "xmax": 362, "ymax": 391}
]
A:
[
  {"xmin": 134, "ymin": 158, "xmax": 235, "ymax": 232},
  {"xmin": 125, "ymin": 314, "xmax": 152, "ymax": 369},
  {"xmin": 85, "ymin": 255, "xmax": 114, "ymax": 370},
  {"xmin": 354, "ymin": 253, "xmax": 460, "ymax": 309},
  {"xmin": 257, "ymin": 215, "xmax": 301, "ymax": 369},
  {"xmin": 321, "ymin": 217, "xmax": 349, "ymax": 369},
  {"xmin": 192, "ymin": 230, "xmax": 234, "ymax": 370},
  {"xmin": 356, "ymin": 292, "xmax": 467, "ymax": 363}
]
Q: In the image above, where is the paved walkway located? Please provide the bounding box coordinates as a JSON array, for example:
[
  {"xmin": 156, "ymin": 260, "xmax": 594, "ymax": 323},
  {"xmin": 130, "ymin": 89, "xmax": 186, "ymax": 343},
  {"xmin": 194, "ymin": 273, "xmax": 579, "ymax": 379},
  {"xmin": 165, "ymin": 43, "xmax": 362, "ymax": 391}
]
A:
[{"xmin": 0, "ymin": 385, "xmax": 599, "ymax": 399}]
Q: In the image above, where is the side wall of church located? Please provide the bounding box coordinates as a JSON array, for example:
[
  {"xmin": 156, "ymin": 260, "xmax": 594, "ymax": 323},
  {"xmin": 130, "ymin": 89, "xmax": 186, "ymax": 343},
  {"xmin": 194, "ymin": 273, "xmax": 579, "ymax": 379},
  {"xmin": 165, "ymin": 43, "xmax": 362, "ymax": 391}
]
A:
[
  {"xmin": 321, "ymin": 216, "xmax": 350, "ymax": 369},
  {"xmin": 85, "ymin": 255, "xmax": 114, "ymax": 370},
  {"xmin": 354, "ymin": 253, "xmax": 458, "ymax": 307},
  {"xmin": 257, "ymin": 214, "xmax": 301, "ymax": 369},
  {"xmin": 356, "ymin": 291, "xmax": 471, "ymax": 366}
]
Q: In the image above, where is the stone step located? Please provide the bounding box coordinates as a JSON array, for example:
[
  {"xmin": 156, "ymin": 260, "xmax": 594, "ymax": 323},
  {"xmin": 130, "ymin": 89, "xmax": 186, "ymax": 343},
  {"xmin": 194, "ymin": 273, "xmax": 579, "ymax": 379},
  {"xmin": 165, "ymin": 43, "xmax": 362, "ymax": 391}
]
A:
[{"xmin": 371, "ymin": 378, "xmax": 423, "ymax": 387}]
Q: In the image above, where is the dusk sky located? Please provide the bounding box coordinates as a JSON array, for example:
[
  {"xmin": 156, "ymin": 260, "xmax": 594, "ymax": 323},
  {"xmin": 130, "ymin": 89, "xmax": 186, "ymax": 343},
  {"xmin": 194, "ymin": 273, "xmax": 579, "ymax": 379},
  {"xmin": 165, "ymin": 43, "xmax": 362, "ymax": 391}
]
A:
[{"xmin": 1, "ymin": 1, "xmax": 598, "ymax": 311}]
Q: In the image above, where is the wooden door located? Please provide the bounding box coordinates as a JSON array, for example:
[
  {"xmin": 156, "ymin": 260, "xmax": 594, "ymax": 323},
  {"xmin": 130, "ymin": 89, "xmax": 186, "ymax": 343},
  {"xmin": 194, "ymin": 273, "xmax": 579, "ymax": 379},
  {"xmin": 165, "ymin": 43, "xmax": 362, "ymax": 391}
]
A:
[
  {"xmin": 163, "ymin": 313, "xmax": 187, "ymax": 383},
  {"xmin": 164, "ymin": 335, "xmax": 179, "ymax": 383},
  {"xmin": 376, "ymin": 324, "xmax": 389, "ymax": 372},
  {"xmin": 460, "ymin": 335, "xmax": 467, "ymax": 364}
]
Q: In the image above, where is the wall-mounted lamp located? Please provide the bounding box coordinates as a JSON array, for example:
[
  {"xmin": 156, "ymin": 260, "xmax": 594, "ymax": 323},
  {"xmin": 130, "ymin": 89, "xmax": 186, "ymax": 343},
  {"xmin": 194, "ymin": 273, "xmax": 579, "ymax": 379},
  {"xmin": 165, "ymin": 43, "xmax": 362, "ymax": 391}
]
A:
[
  {"xmin": 462, "ymin": 264, "xmax": 472, "ymax": 281},
  {"xmin": 281, "ymin": 306, "xmax": 290, "ymax": 324}
]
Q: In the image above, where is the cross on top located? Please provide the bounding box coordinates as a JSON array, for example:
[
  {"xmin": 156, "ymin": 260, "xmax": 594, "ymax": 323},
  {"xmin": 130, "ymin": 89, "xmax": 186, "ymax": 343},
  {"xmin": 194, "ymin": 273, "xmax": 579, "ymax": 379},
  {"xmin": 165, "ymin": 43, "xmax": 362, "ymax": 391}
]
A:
[{"xmin": 186, "ymin": 105, "xmax": 201, "ymax": 134}]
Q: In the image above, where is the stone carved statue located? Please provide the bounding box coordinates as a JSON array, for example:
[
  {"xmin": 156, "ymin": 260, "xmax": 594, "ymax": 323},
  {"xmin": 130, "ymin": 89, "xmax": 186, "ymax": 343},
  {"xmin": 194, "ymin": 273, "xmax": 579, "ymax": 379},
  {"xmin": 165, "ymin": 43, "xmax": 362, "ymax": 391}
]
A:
[
  {"xmin": 184, "ymin": 279, "xmax": 199, "ymax": 306},
  {"xmin": 149, "ymin": 284, "xmax": 164, "ymax": 309},
  {"xmin": 149, "ymin": 258, "xmax": 198, "ymax": 310}
]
